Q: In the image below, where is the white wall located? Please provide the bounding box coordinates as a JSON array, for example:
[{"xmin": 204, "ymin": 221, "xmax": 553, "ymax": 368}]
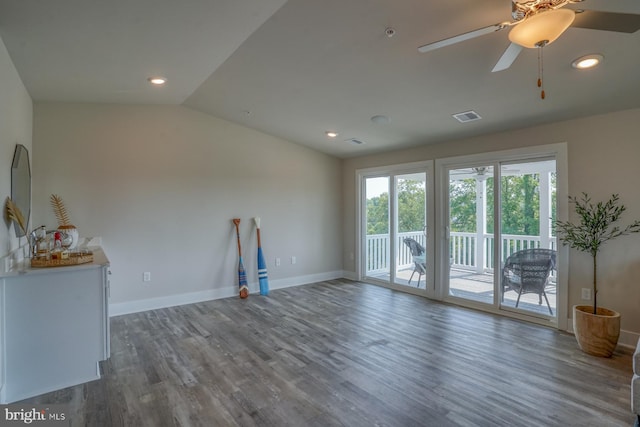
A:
[
  {"xmin": 0, "ymin": 37, "xmax": 33, "ymax": 258},
  {"xmin": 342, "ymin": 108, "xmax": 640, "ymax": 340},
  {"xmin": 0, "ymin": 34, "xmax": 33, "ymax": 403},
  {"xmin": 32, "ymin": 104, "xmax": 343, "ymax": 314}
]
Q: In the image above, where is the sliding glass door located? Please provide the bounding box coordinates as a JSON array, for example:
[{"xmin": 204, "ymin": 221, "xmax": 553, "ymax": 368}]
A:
[
  {"xmin": 444, "ymin": 158, "xmax": 558, "ymax": 320},
  {"xmin": 394, "ymin": 173, "xmax": 427, "ymax": 289},
  {"xmin": 364, "ymin": 176, "xmax": 390, "ymax": 282},
  {"xmin": 358, "ymin": 146, "xmax": 566, "ymax": 327},
  {"xmin": 498, "ymin": 160, "xmax": 557, "ymax": 316},
  {"xmin": 447, "ymin": 166, "xmax": 494, "ymax": 304},
  {"xmin": 361, "ymin": 166, "xmax": 430, "ymax": 293}
]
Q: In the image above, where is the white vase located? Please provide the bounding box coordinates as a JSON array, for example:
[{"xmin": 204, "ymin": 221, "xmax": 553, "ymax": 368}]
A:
[{"xmin": 58, "ymin": 225, "xmax": 79, "ymax": 249}]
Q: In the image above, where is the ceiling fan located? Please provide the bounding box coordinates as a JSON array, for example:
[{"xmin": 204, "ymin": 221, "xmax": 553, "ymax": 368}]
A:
[
  {"xmin": 418, "ymin": 0, "xmax": 640, "ymax": 72},
  {"xmin": 449, "ymin": 166, "xmax": 526, "ymax": 180}
]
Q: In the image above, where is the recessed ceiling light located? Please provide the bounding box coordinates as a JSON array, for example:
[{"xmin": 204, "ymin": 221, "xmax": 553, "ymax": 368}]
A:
[
  {"xmin": 147, "ymin": 77, "xmax": 167, "ymax": 85},
  {"xmin": 572, "ymin": 54, "xmax": 603, "ymax": 70},
  {"xmin": 326, "ymin": 131, "xmax": 338, "ymax": 138}
]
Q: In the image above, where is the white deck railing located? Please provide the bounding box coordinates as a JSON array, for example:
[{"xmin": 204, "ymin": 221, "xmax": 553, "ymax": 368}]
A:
[
  {"xmin": 366, "ymin": 231, "xmax": 425, "ymax": 273},
  {"xmin": 366, "ymin": 231, "xmax": 556, "ymax": 274}
]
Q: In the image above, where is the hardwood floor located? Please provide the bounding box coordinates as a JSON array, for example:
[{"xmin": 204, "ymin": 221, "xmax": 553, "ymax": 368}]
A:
[{"xmin": 20, "ymin": 279, "xmax": 634, "ymax": 426}]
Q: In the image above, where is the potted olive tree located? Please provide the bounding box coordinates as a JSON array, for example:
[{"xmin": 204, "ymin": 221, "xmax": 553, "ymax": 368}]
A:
[{"xmin": 556, "ymin": 193, "xmax": 640, "ymax": 357}]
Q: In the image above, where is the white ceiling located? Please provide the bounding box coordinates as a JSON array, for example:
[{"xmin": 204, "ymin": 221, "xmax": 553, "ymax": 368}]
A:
[
  {"xmin": 1, "ymin": 0, "xmax": 639, "ymax": 158},
  {"xmin": 0, "ymin": 0, "xmax": 288, "ymax": 104}
]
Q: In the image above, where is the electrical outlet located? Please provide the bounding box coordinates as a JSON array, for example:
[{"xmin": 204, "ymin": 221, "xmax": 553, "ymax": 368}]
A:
[
  {"xmin": 143, "ymin": 272, "xmax": 151, "ymax": 282},
  {"xmin": 581, "ymin": 288, "xmax": 591, "ymax": 300},
  {"xmin": 291, "ymin": 256, "xmax": 296, "ymax": 264},
  {"xmin": 275, "ymin": 257, "xmax": 281, "ymax": 267}
]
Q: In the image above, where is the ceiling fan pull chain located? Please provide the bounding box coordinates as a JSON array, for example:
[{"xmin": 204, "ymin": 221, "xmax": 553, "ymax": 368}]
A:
[{"xmin": 538, "ymin": 46, "xmax": 545, "ymax": 100}]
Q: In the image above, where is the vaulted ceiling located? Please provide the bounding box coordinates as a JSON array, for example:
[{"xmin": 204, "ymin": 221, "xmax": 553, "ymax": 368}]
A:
[{"xmin": 1, "ymin": 0, "xmax": 639, "ymax": 158}]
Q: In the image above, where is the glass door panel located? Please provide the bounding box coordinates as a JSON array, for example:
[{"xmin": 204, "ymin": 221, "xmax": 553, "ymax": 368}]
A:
[
  {"xmin": 448, "ymin": 166, "xmax": 495, "ymax": 304},
  {"xmin": 364, "ymin": 177, "xmax": 390, "ymax": 282},
  {"xmin": 393, "ymin": 173, "xmax": 427, "ymax": 288},
  {"xmin": 499, "ymin": 160, "xmax": 557, "ymax": 319}
]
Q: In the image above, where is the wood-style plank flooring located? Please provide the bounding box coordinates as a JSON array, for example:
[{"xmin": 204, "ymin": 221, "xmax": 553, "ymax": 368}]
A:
[{"xmin": 20, "ymin": 279, "xmax": 635, "ymax": 426}]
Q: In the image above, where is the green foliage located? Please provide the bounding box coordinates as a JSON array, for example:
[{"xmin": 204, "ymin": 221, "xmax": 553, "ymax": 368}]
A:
[
  {"xmin": 454, "ymin": 173, "xmax": 554, "ymax": 236},
  {"xmin": 366, "ymin": 179, "xmax": 425, "ymax": 235},
  {"xmin": 498, "ymin": 175, "xmax": 540, "ymax": 235},
  {"xmin": 366, "ymin": 173, "xmax": 559, "ymax": 259},
  {"xmin": 556, "ymin": 193, "xmax": 640, "ymax": 313},
  {"xmin": 449, "ymin": 179, "xmax": 476, "ymax": 232},
  {"xmin": 397, "ymin": 179, "xmax": 425, "ymax": 233},
  {"xmin": 366, "ymin": 192, "xmax": 389, "ymax": 235}
]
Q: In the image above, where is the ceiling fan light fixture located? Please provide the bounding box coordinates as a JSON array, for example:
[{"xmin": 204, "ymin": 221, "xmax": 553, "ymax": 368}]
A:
[
  {"xmin": 572, "ymin": 54, "xmax": 603, "ymax": 69},
  {"xmin": 508, "ymin": 8, "xmax": 575, "ymax": 48}
]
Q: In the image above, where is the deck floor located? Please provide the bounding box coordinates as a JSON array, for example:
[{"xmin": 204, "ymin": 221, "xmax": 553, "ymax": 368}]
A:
[{"xmin": 369, "ymin": 267, "xmax": 556, "ymax": 317}]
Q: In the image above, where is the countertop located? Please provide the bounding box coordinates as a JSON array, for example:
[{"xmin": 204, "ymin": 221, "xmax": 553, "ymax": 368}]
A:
[{"xmin": 0, "ymin": 247, "xmax": 109, "ymax": 278}]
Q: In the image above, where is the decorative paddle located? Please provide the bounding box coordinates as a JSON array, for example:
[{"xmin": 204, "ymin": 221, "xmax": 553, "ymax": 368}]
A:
[
  {"xmin": 254, "ymin": 217, "xmax": 269, "ymax": 296},
  {"xmin": 232, "ymin": 218, "xmax": 249, "ymax": 299}
]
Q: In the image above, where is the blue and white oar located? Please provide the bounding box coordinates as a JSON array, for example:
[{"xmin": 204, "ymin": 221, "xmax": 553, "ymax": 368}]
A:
[{"xmin": 254, "ymin": 217, "xmax": 269, "ymax": 296}]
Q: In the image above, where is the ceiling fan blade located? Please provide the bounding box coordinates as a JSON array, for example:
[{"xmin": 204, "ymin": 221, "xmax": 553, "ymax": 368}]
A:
[
  {"xmin": 492, "ymin": 43, "xmax": 523, "ymax": 72},
  {"xmin": 418, "ymin": 23, "xmax": 506, "ymax": 53},
  {"xmin": 571, "ymin": 10, "xmax": 640, "ymax": 33}
]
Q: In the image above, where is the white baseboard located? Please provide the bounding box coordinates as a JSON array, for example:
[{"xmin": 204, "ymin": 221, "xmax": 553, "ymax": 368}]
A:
[
  {"xmin": 619, "ymin": 330, "xmax": 640, "ymax": 349},
  {"xmin": 341, "ymin": 270, "xmax": 358, "ymax": 280},
  {"xmin": 109, "ymin": 287, "xmax": 237, "ymax": 317},
  {"xmin": 109, "ymin": 270, "xmax": 344, "ymax": 317}
]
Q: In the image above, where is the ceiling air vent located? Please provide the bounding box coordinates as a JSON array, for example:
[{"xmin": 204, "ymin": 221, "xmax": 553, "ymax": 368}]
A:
[
  {"xmin": 345, "ymin": 138, "xmax": 365, "ymax": 145},
  {"xmin": 452, "ymin": 110, "xmax": 482, "ymax": 123}
]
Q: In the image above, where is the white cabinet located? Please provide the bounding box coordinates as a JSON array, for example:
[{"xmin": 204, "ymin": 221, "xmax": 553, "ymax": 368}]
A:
[{"xmin": 0, "ymin": 248, "xmax": 110, "ymax": 403}]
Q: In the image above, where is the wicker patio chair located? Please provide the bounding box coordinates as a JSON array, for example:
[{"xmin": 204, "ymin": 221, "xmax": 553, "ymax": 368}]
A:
[
  {"xmin": 403, "ymin": 237, "xmax": 426, "ymax": 287},
  {"xmin": 501, "ymin": 248, "xmax": 556, "ymax": 315}
]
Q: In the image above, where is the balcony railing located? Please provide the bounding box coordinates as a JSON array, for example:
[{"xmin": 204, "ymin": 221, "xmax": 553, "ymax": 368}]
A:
[
  {"xmin": 366, "ymin": 231, "xmax": 425, "ymax": 274},
  {"xmin": 366, "ymin": 231, "xmax": 556, "ymax": 274}
]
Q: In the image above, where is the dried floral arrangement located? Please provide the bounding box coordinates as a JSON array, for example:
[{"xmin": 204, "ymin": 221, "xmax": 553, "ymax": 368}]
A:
[
  {"xmin": 4, "ymin": 196, "xmax": 28, "ymax": 235},
  {"xmin": 50, "ymin": 194, "xmax": 73, "ymax": 227}
]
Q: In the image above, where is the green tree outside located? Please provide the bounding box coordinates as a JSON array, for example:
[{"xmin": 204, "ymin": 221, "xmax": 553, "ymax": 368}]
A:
[
  {"xmin": 366, "ymin": 191, "xmax": 389, "ymax": 235},
  {"xmin": 397, "ymin": 179, "xmax": 425, "ymax": 233},
  {"xmin": 366, "ymin": 179, "xmax": 425, "ymax": 235},
  {"xmin": 367, "ymin": 173, "xmax": 556, "ymax": 237}
]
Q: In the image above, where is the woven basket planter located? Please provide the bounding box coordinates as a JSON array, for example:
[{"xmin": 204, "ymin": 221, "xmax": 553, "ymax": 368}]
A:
[{"xmin": 573, "ymin": 305, "xmax": 620, "ymax": 358}]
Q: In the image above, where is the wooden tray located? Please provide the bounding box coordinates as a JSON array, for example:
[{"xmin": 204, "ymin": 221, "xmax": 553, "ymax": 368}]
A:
[{"xmin": 30, "ymin": 251, "xmax": 94, "ymax": 268}]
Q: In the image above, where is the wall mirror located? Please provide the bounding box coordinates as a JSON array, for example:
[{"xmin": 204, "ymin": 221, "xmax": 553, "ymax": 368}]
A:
[{"xmin": 11, "ymin": 144, "xmax": 31, "ymax": 237}]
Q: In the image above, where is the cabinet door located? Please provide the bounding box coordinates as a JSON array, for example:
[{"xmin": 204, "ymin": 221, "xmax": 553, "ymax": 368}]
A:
[
  {"xmin": 102, "ymin": 266, "xmax": 111, "ymax": 359},
  {"xmin": 4, "ymin": 267, "xmax": 105, "ymax": 402},
  {"xmin": 0, "ymin": 278, "xmax": 4, "ymax": 401}
]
